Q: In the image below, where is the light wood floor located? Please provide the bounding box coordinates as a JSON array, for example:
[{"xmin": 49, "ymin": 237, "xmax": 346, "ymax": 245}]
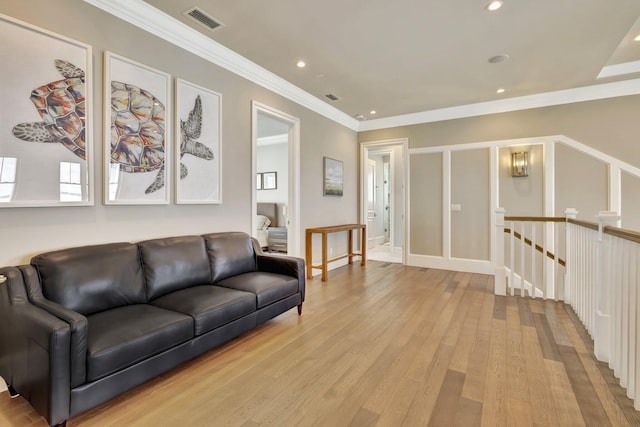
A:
[{"xmin": 1, "ymin": 262, "xmax": 638, "ymax": 426}]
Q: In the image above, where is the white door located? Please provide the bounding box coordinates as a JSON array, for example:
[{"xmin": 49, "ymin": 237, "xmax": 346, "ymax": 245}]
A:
[{"xmin": 367, "ymin": 159, "xmax": 377, "ymax": 249}]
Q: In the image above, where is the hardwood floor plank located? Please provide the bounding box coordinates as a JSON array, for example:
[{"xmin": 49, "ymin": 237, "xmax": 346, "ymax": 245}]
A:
[
  {"xmin": 427, "ymin": 369, "xmax": 466, "ymax": 427},
  {"xmin": 521, "ymin": 326, "xmax": 561, "ymax": 426},
  {"xmin": 534, "ymin": 312, "xmax": 563, "ymax": 362},
  {"xmin": 0, "ymin": 263, "xmax": 637, "ymax": 427},
  {"xmin": 460, "ymin": 277, "xmax": 495, "ymax": 403},
  {"xmin": 517, "ymin": 296, "xmax": 535, "ymax": 327},
  {"xmin": 480, "ymin": 318, "xmax": 507, "ymax": 427},
  {"xmin": 558, "ymin": 344, "xmax": 611, "ymax": 427}
]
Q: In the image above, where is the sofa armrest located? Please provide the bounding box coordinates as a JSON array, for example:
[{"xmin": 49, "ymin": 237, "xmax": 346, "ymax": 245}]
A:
[
  {"xmin": 256, "ymin": 254, "xmax": 306, "ymax": 302},
  {"xmin": 20, "ymin": 265, "xmax": 88, "ymax": 388},
  {"xmin": 0, "ymin": 267, "xmax": 72, "ymax": 426}
]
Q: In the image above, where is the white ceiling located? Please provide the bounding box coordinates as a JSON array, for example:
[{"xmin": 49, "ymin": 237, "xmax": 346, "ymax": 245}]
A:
[{"xmin": 143, "ymin": 0, "xmax": 640, "ymax": 121}]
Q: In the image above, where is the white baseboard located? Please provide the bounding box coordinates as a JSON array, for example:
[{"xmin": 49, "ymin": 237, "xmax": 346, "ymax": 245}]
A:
[{"xmin": 407, "ymin": 254, "xmax": 493, "ymax": 274}]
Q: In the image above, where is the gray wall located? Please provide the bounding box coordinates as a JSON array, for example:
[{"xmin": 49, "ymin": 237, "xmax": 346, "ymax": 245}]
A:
[{"xmin": 0, "ymin": 1, "xmax": 358, "ymax": 265}]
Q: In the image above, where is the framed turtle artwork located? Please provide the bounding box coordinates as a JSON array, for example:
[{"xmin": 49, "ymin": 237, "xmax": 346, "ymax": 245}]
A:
[
  {"xmin": 0, "ymin": 14, "xmax": 93, "ymax": 207},
  {"xmin": 174, "ymin": 78, "xmax": 222, "ymax": 204},
  {"xmin": 104, "ymin": 51, "xmax": 171, "ymax": 205}
]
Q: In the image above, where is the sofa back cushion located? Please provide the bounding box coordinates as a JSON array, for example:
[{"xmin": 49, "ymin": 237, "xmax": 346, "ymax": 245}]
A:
[
  {"xmin": 31, "ymin": 243, "xmax": 145, "ymax": 316},
  {"xmin": 139, "ymin": 236, "xmax": 211, "ymax": 300},
  {"xmin": 202, "ymin": 232, "xmax": 257, "ymax": 283}
]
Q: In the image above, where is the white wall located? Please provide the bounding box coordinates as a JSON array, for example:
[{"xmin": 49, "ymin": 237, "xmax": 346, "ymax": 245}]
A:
[
  {"xmin": 0, "ymin": 2, "xmax": 358, "ymax": 265},
  {"xmin": 256, "ymin": 142, "xmax": 288, "ymax": 205}
]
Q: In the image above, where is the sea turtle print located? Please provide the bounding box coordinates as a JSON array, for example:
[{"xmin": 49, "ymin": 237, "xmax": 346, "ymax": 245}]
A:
[
  {"xmin": 12, "ymin": 59, "xmax": 87, "ymax": 160},
  {"xmin": 110, "ymin": 80, "xmax": 166, "ymax": 194},
  {"xmin": 177, "ymin": 95, "xmax": 214, "ymax": 181}
]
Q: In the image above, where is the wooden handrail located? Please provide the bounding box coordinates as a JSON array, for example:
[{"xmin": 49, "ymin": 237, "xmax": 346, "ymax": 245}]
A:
[
  {"xmin": 503, "ymin": 227, "xmax": 566, "ymax": 267},
  {"xmin": 567, "ymin": 218, "xmax": 598, "ymax": 231},
  {"xmin": 505, "ymin": 216, "xmax": 566, "ymax": 222},
  {"xmin": 568, "ymin": 218, "xmax": 640, "ymax": 244}
]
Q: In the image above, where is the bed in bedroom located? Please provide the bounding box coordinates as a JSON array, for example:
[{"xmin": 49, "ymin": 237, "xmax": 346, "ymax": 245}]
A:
[{"xmin": 256, "ymin": 202, "xmax": 277, "ymax": 249}]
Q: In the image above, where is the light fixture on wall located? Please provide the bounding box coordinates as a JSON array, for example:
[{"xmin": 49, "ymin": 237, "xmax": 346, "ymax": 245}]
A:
[{"xmin": 511, "ymin": 152, "xmax": 529, "ymax": 177}]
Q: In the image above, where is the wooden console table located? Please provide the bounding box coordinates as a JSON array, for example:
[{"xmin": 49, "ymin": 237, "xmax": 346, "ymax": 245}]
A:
[{"xmin": 305, "ymin": 224, "xmax": 366, "ymax": 282}]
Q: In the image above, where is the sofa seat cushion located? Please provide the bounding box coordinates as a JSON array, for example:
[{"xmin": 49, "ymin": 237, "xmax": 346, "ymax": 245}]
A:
[
  {"xmin": 150, "ymin": 286, "xmax": 256, "ymax": 336},
  {"xmin": 215, "ymin": 272, "xmax": 298, "ymax": 309},
  {"xmin": 86, "ymin": 304, "xmax": 193, "ymax": 382}
]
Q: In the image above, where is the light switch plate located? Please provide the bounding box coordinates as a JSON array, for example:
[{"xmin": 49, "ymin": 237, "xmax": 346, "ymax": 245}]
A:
[{"xmin": 451, "ymin": 204, "xmax": 461, "ymax": 212}]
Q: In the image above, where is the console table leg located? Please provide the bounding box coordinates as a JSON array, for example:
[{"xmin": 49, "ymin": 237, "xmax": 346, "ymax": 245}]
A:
[{"xmin": 321, "ymin": 232, "xmax": 328, "ymax": 282}]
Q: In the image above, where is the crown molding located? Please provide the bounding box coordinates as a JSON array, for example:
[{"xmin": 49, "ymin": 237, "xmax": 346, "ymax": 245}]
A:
[
  {"xmin": 83, "ymin": 0, "xmax": 360, "ymax": 131},
  {"xmin": 358, "ymin": 78, "xmax": 640, "ymax": 132}
]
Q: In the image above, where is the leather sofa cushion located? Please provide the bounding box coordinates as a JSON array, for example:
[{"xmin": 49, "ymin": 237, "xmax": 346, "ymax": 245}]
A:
[
  {"xmin": 139, "ymin": 236, "xmax": 211, "ymax": 300},
  {"xmin": 86, "ymin": 304, "xmax": 193, "ymax": 382},
  {"xmin": 202, "ymin": 232, "xmax": 257, "ymax": 282},
  {"xmin": 216, "ymin": 272, "xmax": 298, "ymax": 308},
  {"xmin": 150, "ymin": 286, "xmax": 256, "ymax": 336},
  {"xmin": 31, "ymin": 243, "xmax": 145, "ymax": 315}
]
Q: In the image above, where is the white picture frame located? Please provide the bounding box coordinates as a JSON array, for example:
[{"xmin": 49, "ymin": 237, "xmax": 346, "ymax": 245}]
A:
[
  {"xmin": 174, "ymin": 78, "xmax": 222, "ymax": 204},
  {"xmin": 104, "ymin": 51, "xmax": 171, "ymax": 205},
  {"xmin": 0, "ymin": 14, "xmax": 93, "ymax": 207}
]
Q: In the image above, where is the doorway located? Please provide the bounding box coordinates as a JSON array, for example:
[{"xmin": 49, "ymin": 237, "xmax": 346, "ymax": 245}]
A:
[
  {"xmin": 251, "ymin": 102, "xmax": 300, "ymax": 256},
  {"xmin": 360, "ymin": 139, "xmax": 408, "ymax": 264}
]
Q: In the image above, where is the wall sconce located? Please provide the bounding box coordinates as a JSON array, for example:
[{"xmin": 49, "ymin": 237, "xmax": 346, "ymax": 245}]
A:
[{"xmin": 511, "ymin": 152, "xmax": 528, "ymax": 177}]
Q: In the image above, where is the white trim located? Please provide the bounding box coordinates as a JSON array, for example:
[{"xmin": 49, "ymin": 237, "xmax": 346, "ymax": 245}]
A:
[
  {"xmin": 490, "ymin": 146, "xmax": 499, "ymax": 266},
  {"xmin": 442, "ymin": 151, "xmax": 452, "ymax": 259},
  {"xmin": 251, "ymin": 101, "xmax": 301, "ymax": 257},
  {"xmin": 359, "ymin": 79, "xmax": 640, "ymax": 131},
  {"xmin": 257, "ymin": 133, "xmax": 288, "ymax": 146},
  {"xmin": 609, "ymin": 165, "xmax": 622, "ymax": 227},
  {"xmin": 544, "ymin": 141, "xmax": 555, "ymax": 216},
  {"xmin": 597, "ymin": 60, "xmax": 640, "ymax": 79},
  {"xmin": 407, "ymin": 254, "xmax": 494, "ymax": 275},
  {"xmin": 84, "ymin": 0, "xmax": 359, "ymax": 131}
]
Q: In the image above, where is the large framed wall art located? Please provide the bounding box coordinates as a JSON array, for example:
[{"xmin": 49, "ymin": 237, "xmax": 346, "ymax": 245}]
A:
[
  {"xmin": 175, "ymin": 78, "xmax": 222, "ymax": 204},
  {"xmin": 0, "ymin": 14, "xmax": 93, "ymax": 207},
  {"xmin": 104, "ymin": 51, "xmax": 171, "ymax": 205}
]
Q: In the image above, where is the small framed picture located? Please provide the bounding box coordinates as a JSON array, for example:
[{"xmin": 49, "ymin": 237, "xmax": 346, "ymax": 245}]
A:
[
  {"xmin": 323, "ymin": 157, "xmax": 343, "ymax": 196},
  {"xmin": 256, "ymin": 173, "xmax": 263, "ymax": 190},
  {"xmin": 262, "ymin": 171, "xmax": 277, "ymax": 190}
]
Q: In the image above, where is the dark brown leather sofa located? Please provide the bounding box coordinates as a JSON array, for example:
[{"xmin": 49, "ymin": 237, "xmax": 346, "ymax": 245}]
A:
[{"xmin": 0, "ymin": 232, "xmax": 305, "ymax": 427}]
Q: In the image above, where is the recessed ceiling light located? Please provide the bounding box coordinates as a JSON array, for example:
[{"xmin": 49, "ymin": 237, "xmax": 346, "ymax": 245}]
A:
[
  {"xmin": 496, "ymin": 88, "xmax": 505, "ymax": 94},
  {"xmin": 635, "ymin": 34, "xmax": 640, "ymax": 42},
  {"xmin": 488, "ymin": 54, "xmax": 510, "ymax": 64},
  {"xmin": 370, "ymin": 110, "xmax": 377, "ymax": 115},
  {"xmin": 296, "ymin": 60, "xmax": 306, "ymax": 68},
  {"xmin": 486, "ymin": 1, "xmax": 503, "ymax": 11}
]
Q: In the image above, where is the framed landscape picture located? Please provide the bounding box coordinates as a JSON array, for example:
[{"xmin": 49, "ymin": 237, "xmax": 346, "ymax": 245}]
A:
[
  {"xmin": 104, "ymin": 51, "xmax": 171, "ymax": 205},
  {"xmin": 323, "ymin": 157, "xmax": 343, "ymax": 196},
  {"xmin": 175, "ymin": 78, "xmax": 222, "ymax": 204},
  {"xmin": 0, "ymin": 14, "xmax": 93, "ymax": 207}
]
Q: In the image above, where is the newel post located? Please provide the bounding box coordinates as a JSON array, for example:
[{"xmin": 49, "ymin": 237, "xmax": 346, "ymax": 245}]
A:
[{"xmin": 494, "ymin": 208, "xmax": 507, "ymax": 296}]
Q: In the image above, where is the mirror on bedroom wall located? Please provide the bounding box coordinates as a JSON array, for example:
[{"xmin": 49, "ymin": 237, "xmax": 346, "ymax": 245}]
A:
[{"xmin": 255, "ymin": 111, "xmax": 290, "ymax": 254}]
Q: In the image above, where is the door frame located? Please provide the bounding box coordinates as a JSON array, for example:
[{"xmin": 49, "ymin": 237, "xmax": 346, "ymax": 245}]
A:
[
  {"xmin": 359, "ymin": 138, "xmax": 408, "ymax": 263},
  {"xmin": 251, "ymin": 101, "xmax": 301, "ymax": 256}
]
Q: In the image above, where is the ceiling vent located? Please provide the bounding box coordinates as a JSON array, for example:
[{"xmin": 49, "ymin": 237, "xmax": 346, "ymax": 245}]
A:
[
  {"xmin": 325, "ymin": 93, "xmax": 341, "ymax": 101},
  {"xmin": 183, "ymin": 7, "xmax": 224, "ymax": 31}
]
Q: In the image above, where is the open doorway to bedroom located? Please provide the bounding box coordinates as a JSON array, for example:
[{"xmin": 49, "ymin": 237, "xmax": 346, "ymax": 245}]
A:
[
  {"xmin": 360, "ymin": 139, "xmax": 407, "ymax": 264},
  {"xmin": 251, "ymin": 102, "xmax": 300, "ymax": 257}
]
